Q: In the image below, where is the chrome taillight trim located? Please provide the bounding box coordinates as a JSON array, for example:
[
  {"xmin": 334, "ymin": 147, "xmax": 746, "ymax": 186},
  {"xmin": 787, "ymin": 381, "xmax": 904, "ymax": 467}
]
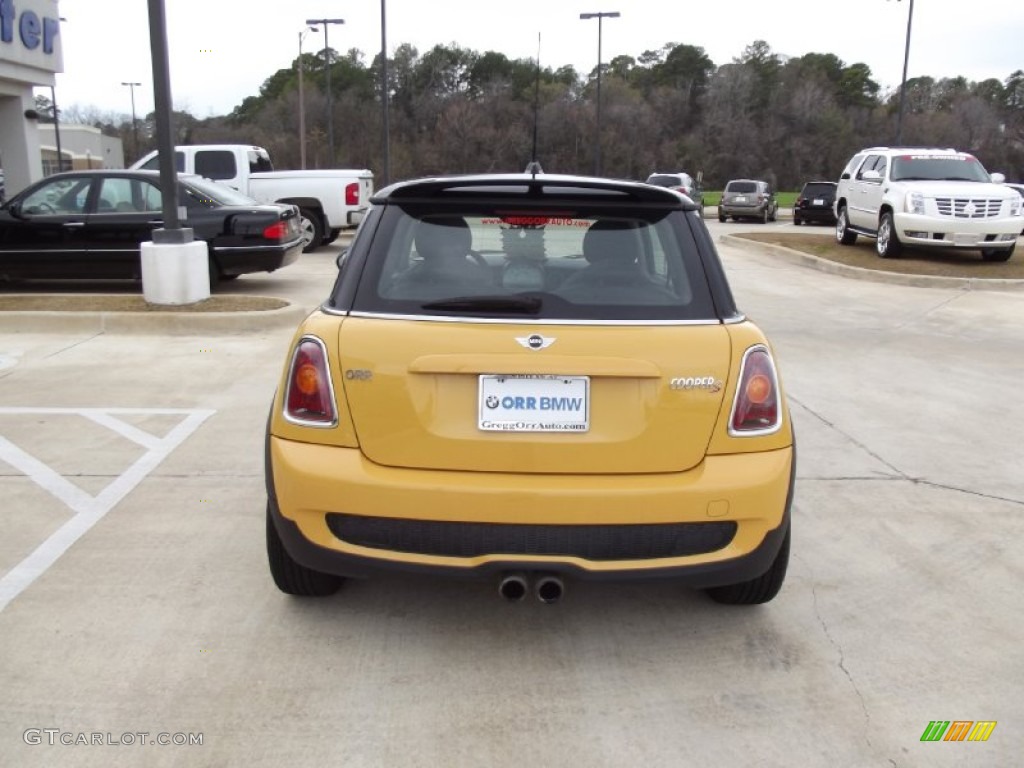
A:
[
  {"xmin": 727, "ymin": 344, "xmax": 783, "ymax": 438},
  {"xmin": 282, "ymin": 334, "xmax": 340, "ymax": 428}
]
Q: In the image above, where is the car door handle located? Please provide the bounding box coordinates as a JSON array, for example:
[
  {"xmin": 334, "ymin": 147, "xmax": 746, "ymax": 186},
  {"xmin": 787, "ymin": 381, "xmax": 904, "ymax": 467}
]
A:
[
  {"xmin": 147, "ymin": 220, "xmax": 163, "ymax": 225},
  {"xmin": 63, "ymin": 221, "xmax": 85, "ymax": 228}
]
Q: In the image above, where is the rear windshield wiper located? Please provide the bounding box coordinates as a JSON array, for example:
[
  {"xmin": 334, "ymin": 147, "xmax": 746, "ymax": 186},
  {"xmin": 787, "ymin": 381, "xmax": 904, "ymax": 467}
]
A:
[{"xmin": 421, "ymin": 295, "xmax": 543, "ymax": 313}]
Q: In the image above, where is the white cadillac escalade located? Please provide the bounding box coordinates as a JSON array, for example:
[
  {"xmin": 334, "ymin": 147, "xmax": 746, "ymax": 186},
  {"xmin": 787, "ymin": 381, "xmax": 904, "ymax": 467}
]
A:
[{"xmin": 834, "ymin": 147, "xmax": 1022, "ymax": 262}]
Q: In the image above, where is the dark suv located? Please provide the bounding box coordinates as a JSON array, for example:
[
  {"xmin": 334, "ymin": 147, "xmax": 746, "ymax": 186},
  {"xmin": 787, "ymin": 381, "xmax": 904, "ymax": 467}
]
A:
[{"xmin": 793, "ymin": 181, "xmax": 837, "ymax": 226}]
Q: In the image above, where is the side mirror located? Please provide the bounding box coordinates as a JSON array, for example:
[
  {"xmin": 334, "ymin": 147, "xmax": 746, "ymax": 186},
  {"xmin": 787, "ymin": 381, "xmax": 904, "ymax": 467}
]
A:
[
  {"xmin": 336, "ymin": 249, "xmax": 348, "ymax": 269},
  {"xmin": 990, "ymin": 172, "xmax": 1005, "ymax": 184},
  {"xmin": 6, "ymin": 200, "xmax": 23, "ymax": 219},
  {"xmin": 840, "ymin": 172, "xmax": 851, "ymax": 180}
]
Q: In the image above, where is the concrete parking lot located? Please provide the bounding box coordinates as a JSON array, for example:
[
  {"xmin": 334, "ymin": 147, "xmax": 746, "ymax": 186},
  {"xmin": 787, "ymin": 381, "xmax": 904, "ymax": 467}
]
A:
[{"xmin": 0, "ymin": 224, "xmax": 1021, "ymax": 767}]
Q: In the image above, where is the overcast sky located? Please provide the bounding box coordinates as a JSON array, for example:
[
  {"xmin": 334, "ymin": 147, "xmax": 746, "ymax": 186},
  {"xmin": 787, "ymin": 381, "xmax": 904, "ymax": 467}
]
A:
[{"xmin": 48, "ymin": 0, "xmax": 1024, "ymax": 119}]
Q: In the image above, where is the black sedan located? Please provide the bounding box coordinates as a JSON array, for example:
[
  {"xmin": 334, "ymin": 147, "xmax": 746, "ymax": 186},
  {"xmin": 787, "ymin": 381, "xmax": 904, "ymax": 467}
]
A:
[{"xmin": 0, "ymin": 170, "xmax": 303, "ymax": 284}]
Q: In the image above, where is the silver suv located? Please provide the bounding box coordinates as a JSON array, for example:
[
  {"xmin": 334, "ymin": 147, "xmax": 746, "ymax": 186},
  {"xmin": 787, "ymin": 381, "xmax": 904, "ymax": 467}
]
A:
[
  {"xmin": 718, "ymin": 179, "xmax": 778, "ymax": 223},
  {"xmin": 835, "ymin": 147, "xmax": 1022, "ymax": 261},
  {"xmin": 645, "ymin": 172, "xmax": 704, "ymax": 209}
]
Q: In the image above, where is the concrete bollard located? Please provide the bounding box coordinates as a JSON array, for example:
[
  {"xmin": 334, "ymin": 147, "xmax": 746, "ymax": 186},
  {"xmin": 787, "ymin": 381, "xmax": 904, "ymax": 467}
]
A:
[{"xmin": 140, "ymin": 240, "xmax": 211, "ymax": 305}]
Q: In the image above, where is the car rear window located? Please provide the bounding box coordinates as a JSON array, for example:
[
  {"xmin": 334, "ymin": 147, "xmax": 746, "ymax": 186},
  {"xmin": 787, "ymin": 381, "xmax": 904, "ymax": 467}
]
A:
[
  {"xmin": 348, "ymin": 204, "xmax": 718, "ymax": 322},
  {"xmin": 647, "ymin": 175, "xmax": 684, "ymax": 188},
  {"xmin": 802, "ymin": 183, "xmax": 836, "ymax": 197},
  {"xmin": 725, "ymin": 181, "xmax": 757, "ymax": 194}
]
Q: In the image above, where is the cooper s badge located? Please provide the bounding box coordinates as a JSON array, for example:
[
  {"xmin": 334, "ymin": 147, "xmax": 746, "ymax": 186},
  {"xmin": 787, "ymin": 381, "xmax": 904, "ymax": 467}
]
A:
[{"xmin": 670, "ymin": 376, "xmax": 722, "ymax": 392}]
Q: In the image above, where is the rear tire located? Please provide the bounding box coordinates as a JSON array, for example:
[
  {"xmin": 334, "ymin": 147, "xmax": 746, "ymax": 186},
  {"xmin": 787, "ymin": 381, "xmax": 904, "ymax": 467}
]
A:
[
  {"xmin": 266, "ymin": 502, "xmax": 344, "ymax": 596},
  {"xmin": 298, "ymin": 208, "xmax": 324, "ymax": 253},
  {"xmin": 718, "ymin": 209, "xmax": 726, "ymax": 223},
  {"xmin": 981, "ymin": 244, "xmax": 1014, "ymax": 262},
  {"xmin": 876, "ymin": 212, "xmax": 902, "ymax": 258},
  {"xmin": 761, "ymin": 208, "xmax": 769, "ymax": 224},
  {"xmin": 706, "ymin": 527, "xmax": 790, "ymax": 605},
  {"xmin": 793, "ymin": 215, "xmax": 802, "ymax": 226},
  {"xmin": 836, "ymin": 206, "xmax": 857, "ymax": 245}
]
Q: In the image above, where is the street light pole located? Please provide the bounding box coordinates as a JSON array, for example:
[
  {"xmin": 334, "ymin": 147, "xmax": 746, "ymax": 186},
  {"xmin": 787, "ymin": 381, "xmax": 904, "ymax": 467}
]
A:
[
  {"xmin": 380, "ymin": 0, "xmax": 390, "ymax": 187},
  {"xmin": 579, "ymin": 11, "xmax": 619, "ymax": 177},
  {"xmin": 298, "ymin": 26, "xmax": 318, "ymax": 170},
  {"xmin": 121, "ymin": 81, "xmax": 141, "ymax": 164},
  {"xmin": 49, "ymin": 85, "xmax": 64, "ymax": 172},
  {"xmin": 305, "ymin": 17, "xmax": 345, "ymax": 167},
  {"xmin": 895, "ymin": 0, "xmax": 915, "ymax": 144}
]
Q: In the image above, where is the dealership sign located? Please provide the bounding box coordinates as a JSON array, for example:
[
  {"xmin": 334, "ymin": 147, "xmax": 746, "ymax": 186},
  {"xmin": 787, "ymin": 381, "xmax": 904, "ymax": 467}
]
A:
[{"xmin": 0, "ymin": 0, "xmax": 63, "ymax": 74}]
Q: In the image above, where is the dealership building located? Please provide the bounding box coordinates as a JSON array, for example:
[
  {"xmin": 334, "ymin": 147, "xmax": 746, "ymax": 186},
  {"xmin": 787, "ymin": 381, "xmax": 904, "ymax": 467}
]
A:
[{"xmin": 0, "ymin": 0, "xmax": 63, "ymax": 197}]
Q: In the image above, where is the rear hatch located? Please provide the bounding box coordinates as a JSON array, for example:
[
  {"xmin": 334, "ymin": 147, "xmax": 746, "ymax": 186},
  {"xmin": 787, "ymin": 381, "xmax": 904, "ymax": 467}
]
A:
[{"xmin": 337, "ymin": 319, "xmax": 731, "ymax": 474}]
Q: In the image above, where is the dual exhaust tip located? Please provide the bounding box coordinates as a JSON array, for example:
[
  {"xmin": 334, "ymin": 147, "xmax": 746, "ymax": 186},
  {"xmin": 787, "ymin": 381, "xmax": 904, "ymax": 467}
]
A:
[{"xmin": 498, "ymin": 571, "xmax": 564, "ymax": 604}]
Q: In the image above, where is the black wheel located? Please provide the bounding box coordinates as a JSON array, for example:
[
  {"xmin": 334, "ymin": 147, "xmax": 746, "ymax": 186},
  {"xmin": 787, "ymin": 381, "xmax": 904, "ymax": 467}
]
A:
[
  {"xmin": 876, "ymin": 211, "xmax": 902, "ymax": 258},
  {"xmin": 760, "ymin": 207, "xmax": 769, "ymax": 224},
  {"xmin": 718, "ymin": 209, "xmax": 726, "ymax": 223},
  {"xmin": 706, "ymin": 526, "xmax": 790, "ymax": 605},
  {"xmin": 836, "ymin": 206, "xmax": 857, "ymax": 245},
  {"xmin": 266, "ymin": 502, "xmax": 344, "ymax": 596},
  {"xmin": 793, "ymin": 216, "xmax": 802, "ymax": 226},
  {"xmin": 981, "ymin": 244, "xmax": 1014, "ymax": 262},
  {"xmin": 768, "ymin": 205, "xmax": 777, "ymax": 223},
  {"xmin": 298, "ymin": 208, "xmax": 324, "ymax": 253}
]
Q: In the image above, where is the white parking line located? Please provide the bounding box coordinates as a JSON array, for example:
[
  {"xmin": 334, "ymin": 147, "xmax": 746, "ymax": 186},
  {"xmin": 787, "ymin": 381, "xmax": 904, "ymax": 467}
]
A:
[{"xmin": 0, "ymin": 407, "xmax": 214, "ymax": 613}]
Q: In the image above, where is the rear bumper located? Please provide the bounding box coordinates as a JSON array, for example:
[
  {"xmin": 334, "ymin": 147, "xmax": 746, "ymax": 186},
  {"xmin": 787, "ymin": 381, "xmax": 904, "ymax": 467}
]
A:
[
  {"xmin": 266, "ymin": 436, "xmax": 795, "ymax": 587},
  {"xmin": 213, "ymin": 240, "xmax": 301, "ymax": 276}
]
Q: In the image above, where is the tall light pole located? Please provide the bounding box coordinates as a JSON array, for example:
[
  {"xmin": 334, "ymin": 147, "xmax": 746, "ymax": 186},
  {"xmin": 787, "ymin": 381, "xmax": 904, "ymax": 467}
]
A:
[
  {"xmin": 305, "ymin": 17, "xmax": 345, "ymax": 166},
  {"xmin": 580, "ymin": 11, "xmax": 619, "ymax": 177},
  {"xmin": 49, "ymin": 85, "xmax": 64, "ymax": 172},
  {"xmin": 298, "ymin": 26, "xmax": 318, "ymax": 170},
  {"xmin": 380, "ymin": 0, "xmax": 390, "ymax": 187},
  {"xmin": 895, "ymin": 0, "xmax": 915, "ymax": 145},
  {"xmin": 121, "ymin": 81, "xmax": 141, "ymax": 164}
]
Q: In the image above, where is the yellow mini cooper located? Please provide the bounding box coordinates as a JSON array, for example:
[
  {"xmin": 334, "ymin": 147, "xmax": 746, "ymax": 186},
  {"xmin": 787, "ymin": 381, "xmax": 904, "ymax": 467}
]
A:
[{"xmin": 266, "ymin": 174, "xmax": 795, "ymax": 605}]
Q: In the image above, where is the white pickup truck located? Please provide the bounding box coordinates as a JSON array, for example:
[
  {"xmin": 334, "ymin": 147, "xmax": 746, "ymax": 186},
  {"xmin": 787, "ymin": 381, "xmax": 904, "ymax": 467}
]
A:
[{"xmin": 131, "ymin": 145, "xmax": 373, "ymax": 252}]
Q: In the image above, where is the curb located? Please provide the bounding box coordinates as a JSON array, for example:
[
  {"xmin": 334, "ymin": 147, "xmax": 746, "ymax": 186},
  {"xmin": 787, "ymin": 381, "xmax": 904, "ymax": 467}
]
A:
[
  {"xmin": 721, "ymin": 234, "xmax": 1024, "ymax": 292},
  {"xmin": 0, "ymin": 300, "xmax": 311, "ymax": 335}
]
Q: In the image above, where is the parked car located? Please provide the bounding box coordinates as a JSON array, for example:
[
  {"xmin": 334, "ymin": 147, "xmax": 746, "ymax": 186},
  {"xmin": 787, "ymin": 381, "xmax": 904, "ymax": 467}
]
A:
[
  {"xmin": 0, "ymin": 170, "xmax": 303, "ymax": 284},
  {"xmin": 718, "ymin": 179, "xmax": 778, "ymax": 223},
  {"xmin": 265, "ymin": 173, "xmax": 795, "ymax": 606},
  {"xmin": 0, "ymin": 170, "xmax": 5, "ymax": 205},
  {"xmin": 132, "ymin": 144, "xmax": 373, "ymax": 253},
  {"xmin": 835, "ymin": 147, "xmax": 1022, "ymax": 261},
  {"xmin": 645, "ymin": 171, "xmax": 704, "ymax": 209},
  {"xmin": 793, "ymin": 181, "xmax": 838, "ymax": 226}
]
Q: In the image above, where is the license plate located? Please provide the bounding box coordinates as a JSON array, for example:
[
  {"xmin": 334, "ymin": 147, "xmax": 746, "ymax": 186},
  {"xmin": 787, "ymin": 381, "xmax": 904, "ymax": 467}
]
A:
[
  {"xmin": 735, "ymin": 196, "xmax": 747, "ymax": 203},
  {"xmin": 953, "ymin": 233, "xmax": 976, "ymax": 246},
  {"xmin": 478, "ymin": 375, "xmax": 589, "ymax": 432},
  {"xmin": 813, "ymin": 198, "xmax": 825, "ymax": 206}
]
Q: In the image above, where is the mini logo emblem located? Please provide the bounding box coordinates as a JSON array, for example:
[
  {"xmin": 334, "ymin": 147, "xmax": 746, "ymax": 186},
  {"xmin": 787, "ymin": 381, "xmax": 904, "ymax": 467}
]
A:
[{"xmin": 516, "ymin": 334, "xmax": 555, "ymax": 350}]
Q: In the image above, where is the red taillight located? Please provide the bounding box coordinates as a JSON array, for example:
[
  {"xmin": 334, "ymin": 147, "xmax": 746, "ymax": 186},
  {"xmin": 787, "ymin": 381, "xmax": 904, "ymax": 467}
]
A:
[
  {"xmin": 730, "ymin": 346, "xmax": 781, "ymax": 435},
  {"xmin": 345, "ymin": 182, "xmax": 359, "ymax": 206},
  {"xmin": 285, "ymin": 338, "xmax": 337, "ymax": 426},
  {"xmin": 263, "ymin": 221, "xmax": 289, "ymax": 241}
]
